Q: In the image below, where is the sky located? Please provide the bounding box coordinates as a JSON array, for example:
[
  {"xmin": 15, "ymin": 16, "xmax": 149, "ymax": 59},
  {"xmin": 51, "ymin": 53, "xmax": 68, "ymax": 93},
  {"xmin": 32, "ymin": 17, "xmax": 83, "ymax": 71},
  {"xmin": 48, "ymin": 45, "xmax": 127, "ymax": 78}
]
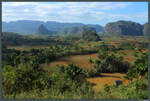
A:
[{"xmin": 2, "ymin": 2, "xmax": 148, "ymax": 26}]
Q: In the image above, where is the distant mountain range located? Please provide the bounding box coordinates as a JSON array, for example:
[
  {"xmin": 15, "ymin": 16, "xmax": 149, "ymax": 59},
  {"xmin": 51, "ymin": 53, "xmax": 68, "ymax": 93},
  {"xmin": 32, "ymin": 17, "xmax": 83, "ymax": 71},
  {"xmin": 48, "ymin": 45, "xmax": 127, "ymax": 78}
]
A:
[
  {"xmin": 58, "ymin": 25, "xmax": 98, "ymax": 35},
  {"xmin": 2, "ymin": 20, "xmax": 104, "ymax": 35},
  {"xmin": 2, "ymin": 20, "xmax": 148, "ymax": 36}
]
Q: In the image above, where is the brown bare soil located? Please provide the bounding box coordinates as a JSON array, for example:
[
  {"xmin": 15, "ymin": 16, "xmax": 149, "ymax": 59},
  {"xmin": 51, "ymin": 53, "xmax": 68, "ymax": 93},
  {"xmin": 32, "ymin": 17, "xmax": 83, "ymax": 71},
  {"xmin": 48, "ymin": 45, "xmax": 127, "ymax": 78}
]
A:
[
  {"xmin": 125, "ymin": 56, "xmax": 136, "ymax": 61},
  {"xmin": 142, "ymin": 49, "xmax": 148, "ymax": 53}
]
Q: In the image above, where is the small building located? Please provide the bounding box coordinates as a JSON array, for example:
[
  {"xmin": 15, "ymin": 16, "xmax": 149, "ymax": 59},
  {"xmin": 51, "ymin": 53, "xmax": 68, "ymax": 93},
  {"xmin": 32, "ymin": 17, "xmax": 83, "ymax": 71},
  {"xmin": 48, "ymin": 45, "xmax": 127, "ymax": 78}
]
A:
[{"xmin": 115, "ymin": 80, "xmax": 123, "ymax": 86}]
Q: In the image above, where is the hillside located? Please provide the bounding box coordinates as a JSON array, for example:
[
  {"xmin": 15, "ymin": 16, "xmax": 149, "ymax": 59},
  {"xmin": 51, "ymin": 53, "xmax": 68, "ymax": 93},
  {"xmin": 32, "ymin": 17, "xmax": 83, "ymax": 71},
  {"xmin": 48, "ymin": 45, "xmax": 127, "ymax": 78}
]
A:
[
  {"xmin": 2, "ymin": 20, "xmax": 147, "ymax": 36},
  {"xmin": 143, "ymin": 23, "xmax": 149, "ymax": 36},
  {"xmin": 35, "ymin": 24, "xmax": 56, "ymax": 35},
  {"xmin": 2, "ymin": 20, "xmax": 104, "ymax": 34},
  {"xmin": 2, "ymin": 32, "xmax": 67, "ymax": 46},
  {"xmin": 82, "ymin": 27, "xmax": 101, "ymax": 41},
  {"xmin": 59, "ymin": 25, "xmax": 97, "ymax": 35},
  {"xmin": 104, "ymin": 20, "xmax": 143, "ymax": 36}
]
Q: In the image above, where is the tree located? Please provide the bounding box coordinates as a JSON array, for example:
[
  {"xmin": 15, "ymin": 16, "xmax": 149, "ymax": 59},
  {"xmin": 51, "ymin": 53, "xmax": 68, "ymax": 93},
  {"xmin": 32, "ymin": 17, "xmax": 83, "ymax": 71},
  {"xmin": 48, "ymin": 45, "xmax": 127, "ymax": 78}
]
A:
[
  {"xmin": 91, "ymin": 51, "xmax": 130, "ymax": 73},
  {"xmin": 125, "ymin": 53, "xmax": 148, "ymax": 80}
]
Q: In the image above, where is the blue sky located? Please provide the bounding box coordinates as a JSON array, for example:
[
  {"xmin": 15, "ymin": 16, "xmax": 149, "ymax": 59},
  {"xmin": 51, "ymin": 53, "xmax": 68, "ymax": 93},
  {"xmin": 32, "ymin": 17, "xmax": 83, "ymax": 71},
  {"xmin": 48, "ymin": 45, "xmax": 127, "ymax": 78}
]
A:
[{"xmin": 2, "ymin": 2, "xmax": 148, "ymax": 26}]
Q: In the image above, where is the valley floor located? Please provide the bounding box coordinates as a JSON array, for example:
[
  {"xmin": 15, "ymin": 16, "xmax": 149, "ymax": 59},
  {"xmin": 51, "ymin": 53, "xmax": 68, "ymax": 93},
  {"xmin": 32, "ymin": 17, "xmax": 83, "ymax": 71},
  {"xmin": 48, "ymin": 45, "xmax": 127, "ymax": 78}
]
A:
[
  {"xmin": 47, "ymin": 53, "xmax": 131, "ymax": 92},
  {"xmin": 2, "ymin": 36, "xmax": 148, "ymax": 99}
]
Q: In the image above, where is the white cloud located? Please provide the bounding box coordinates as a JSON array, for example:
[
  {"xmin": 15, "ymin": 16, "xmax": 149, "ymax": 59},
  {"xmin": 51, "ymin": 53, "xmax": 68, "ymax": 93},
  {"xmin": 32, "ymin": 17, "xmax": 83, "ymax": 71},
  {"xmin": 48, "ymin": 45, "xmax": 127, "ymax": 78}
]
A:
[
  {"xmin": 24, "ymin": 9, "xmax": 29, "ymax": 12},
  {"xmin": 2, "ymin": 2, "xmax": 148, "ymax": 25},
  {"xmin": 3, "ymin": 2, "xmax": 38, "ymax": 7}
]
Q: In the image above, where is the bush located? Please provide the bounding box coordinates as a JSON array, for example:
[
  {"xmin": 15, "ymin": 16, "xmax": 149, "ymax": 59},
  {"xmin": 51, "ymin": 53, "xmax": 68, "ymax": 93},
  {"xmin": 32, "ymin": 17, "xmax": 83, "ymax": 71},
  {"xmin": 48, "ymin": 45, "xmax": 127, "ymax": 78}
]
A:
[
  {"xmin": 60, "ymin": 64, "xmax": 86, "ymax": 81},
  {"xmin": 125, "ymin": 53, "xmax": 148, "ymax": 80},
  {"xmin": 98, "ymin": 78, "xmax": 148, "ymax": 99},
  {"xmin": 92, "ymin": 51, "xmax": 130, "ymax": 73},
  {"xmin": 2, "ymin": 63, "xmax": 52, "ymax": 95},
  {"xmin": 104, "ymin": 84, "xmax": 110, "ymax": 93},
  {"xmin": 84, "ymin": 68, "xmax": 99, "ymax": 77},
  {"xmin": 48, "ymin": 64, "xmax": 93, "ymax": 94}
]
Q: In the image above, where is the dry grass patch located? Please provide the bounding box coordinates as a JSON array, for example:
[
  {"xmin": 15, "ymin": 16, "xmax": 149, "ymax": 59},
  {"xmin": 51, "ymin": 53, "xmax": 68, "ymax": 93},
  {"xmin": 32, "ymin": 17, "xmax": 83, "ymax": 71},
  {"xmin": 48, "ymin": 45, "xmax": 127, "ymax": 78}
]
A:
[
  {"xmin": 86, "ymin": 73, "xmax": 129, "ymax": 92},
  {"xmin": 49, "ymin": 53, "xmax": 98, "ymax": 69}
]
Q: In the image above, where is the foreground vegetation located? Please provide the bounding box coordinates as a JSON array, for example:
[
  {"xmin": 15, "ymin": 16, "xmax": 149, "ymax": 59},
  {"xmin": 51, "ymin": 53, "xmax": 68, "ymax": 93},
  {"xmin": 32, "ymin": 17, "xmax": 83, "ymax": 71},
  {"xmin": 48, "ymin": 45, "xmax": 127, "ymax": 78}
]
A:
[{"xmin": 2, "ymin": 35, "xmax": 148, "ymax": 99}]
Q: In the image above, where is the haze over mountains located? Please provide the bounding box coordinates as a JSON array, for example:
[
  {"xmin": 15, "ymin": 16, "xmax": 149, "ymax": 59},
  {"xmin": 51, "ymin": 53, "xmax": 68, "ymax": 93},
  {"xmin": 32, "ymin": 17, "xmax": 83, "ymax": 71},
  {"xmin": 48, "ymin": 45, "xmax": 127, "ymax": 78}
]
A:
[
  {"xmin": 2, "ymin": 20, "xmax": 104, "ymax": 35},
  {"xmin": 2, "ymin": 20, "xmax": 148, "ymax": 36},
  {"xmin": 35, "ymin": 24, "xmax": 56, "ymax": 35}
]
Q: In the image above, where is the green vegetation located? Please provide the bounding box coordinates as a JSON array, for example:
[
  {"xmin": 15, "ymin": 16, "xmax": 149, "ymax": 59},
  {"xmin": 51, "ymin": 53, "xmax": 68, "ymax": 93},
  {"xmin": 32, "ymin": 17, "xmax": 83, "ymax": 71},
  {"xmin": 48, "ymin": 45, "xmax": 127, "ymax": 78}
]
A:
[
  {"xmin": 125, "ymin": 53, "xmax": 148, "ymax": 80},
  {"xmin": 89, "ymin": 50, "xmax": 130, "ymax": 74},
  {"xmin": 2, "ymin": 61, "xmax": 94, "ymax": 99},
  {"xmin": 2, "ymin": 33, "xmax": 148, "ymax": 99},
  {"xmin": 97, "ymin": 53, "xmax": 148, "ymax": 99},
  {"xmin": 96, "ymin": 78, "xmax": 148, "ymax": 99},
  {"xmin": 83, "ymin": 29, "xmax": 101, "ymax": 41}
]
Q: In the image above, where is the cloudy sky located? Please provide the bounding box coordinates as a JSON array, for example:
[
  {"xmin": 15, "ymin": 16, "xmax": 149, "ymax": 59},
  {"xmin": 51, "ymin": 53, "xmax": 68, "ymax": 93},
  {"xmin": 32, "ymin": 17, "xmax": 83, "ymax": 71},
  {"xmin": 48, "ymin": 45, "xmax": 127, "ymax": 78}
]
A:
[{"xmin": 2, "ymin": 2, "xmax": 148, "ymax": 26}]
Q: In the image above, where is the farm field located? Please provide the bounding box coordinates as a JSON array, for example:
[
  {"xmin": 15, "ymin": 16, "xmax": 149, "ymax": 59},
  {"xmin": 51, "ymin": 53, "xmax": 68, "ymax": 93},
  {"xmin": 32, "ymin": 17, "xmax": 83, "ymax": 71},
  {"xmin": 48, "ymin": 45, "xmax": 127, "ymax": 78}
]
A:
[
  {"xmin": 47, "ymin": 52, "xmax": 135, "ymax": 91},
  {"xmin": 49, "ymin": 53, "xmax": 98, "ymax": 69},
  {"xmin": 86, "ymin": 73, "xmax": 129, "ymax": 92}
]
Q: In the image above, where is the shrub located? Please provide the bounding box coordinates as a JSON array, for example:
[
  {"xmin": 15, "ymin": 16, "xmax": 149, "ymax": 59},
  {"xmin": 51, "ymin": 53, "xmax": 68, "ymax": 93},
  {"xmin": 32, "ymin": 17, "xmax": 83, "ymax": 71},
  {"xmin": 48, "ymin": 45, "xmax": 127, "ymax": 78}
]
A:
[
  {"xmin": 85, "ymin": 69, "xmax": 99, "ymax": 77},
  {"xmin": 2, "ymin": 63, "xmax": 52, "ymax": 95},
  {"xmin": 92, "ymin": 51, "xmax": 130, "ymax": 73},
  {"xmin": 104, "ymin": 84, "xmax": 110, "ymax": 93},
  {"xmin": 125, "ymin": 53, "xmax": 148, "ymax": 79},
  {"xmin": 49, "ymin": 64, "xmax": 92, "ymax": 94},
  {"xmin": 98, "ymin": 78, "xmax": 148, "ymax": 99},
  {"xmin": 60, "ymin": 63, "xmax": 86, "ymax": 81}
]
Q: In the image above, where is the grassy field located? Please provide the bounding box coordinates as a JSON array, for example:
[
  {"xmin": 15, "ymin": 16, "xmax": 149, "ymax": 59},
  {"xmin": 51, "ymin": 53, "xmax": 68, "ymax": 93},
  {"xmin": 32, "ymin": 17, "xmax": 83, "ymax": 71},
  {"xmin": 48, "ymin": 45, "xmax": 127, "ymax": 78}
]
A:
[{"xmin": 49, "ymin": 53, "xmax": 98, "ymax": 69}]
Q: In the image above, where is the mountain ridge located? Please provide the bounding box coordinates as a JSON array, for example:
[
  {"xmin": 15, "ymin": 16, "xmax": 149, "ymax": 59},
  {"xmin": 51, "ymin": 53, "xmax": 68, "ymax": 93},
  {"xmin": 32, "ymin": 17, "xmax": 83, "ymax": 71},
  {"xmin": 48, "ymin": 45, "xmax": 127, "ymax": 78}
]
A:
[
  {"xmin": 2, "ymin": 20, "xmax": 148, "ymax": 36},
  {"xmin": 104, "ymin": 20, "xmax": 144, "ymax": 36},
  {"xmin": 2, "ymin": 20, "xmax": 104, "ymax": 34}
]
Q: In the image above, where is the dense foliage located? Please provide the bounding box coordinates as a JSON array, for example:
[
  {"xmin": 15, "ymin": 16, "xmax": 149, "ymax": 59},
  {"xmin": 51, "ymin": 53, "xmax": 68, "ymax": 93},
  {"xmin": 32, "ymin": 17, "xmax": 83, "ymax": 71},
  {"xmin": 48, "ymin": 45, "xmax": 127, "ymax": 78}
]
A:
[
  {"xmin": 89, "ymin": 50, "xmax": 130, "ymax": 73},
  {"xmin": 2, "ymin": 32, "xmax": 67, "ymax": 46},
  {"xmin": 82, "ymin": 30, "xmax": 101, "ymax": 41},
  {"xmin": 98, "ymin": 53, "xmax": 148, "ymax": 99},
  {"xmin": 2, "ymin": 60, "xmax": 94, "ymax": 99},
  {"xmin": 2, "ymin": 63, "xmax": 51, "ymax": 95},
  {"xmin": 125, "ymin": 53, "xmax": 148, "ymax": 80}
]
